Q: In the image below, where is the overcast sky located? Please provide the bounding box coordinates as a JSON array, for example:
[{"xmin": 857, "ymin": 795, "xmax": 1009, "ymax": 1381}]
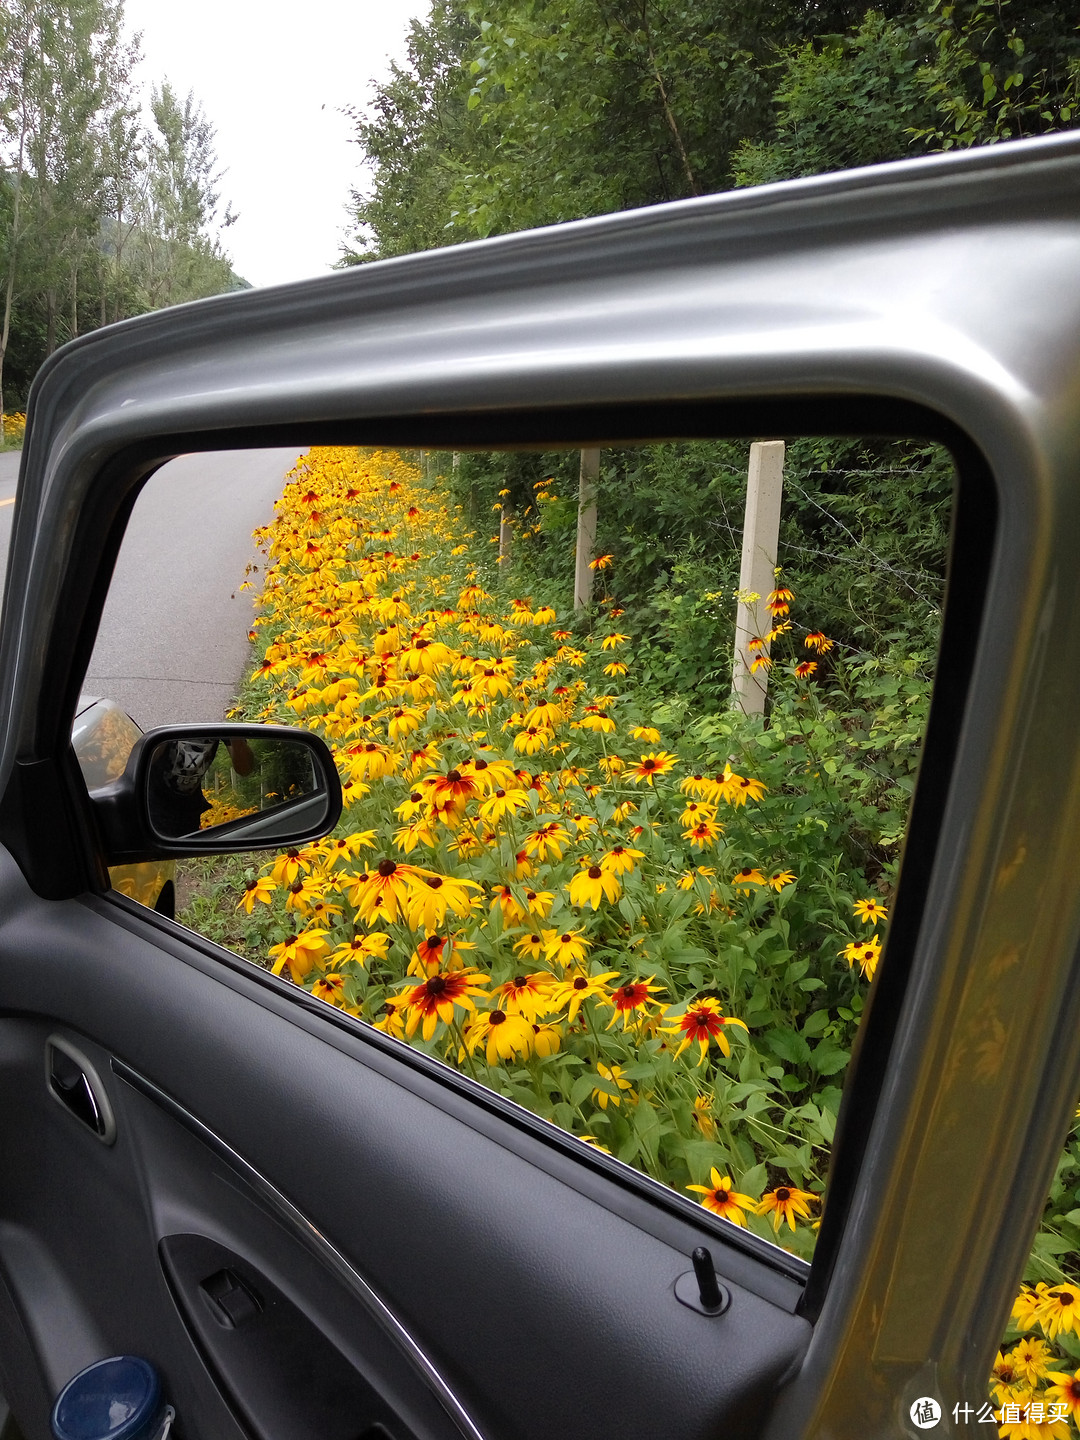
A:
[{"xmin": 122, "ymin": 0, "xmax": 427, "ymax": 289}]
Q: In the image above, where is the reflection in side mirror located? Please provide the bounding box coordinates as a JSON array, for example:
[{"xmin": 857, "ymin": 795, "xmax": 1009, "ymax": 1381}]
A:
[{"xmin": 146, "ymin": 734, "xmax": 327, "ymax": 843}]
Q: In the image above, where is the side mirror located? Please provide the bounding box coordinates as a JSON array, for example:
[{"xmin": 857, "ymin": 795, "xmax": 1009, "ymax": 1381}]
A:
[{"xmin": 89, "ymin": 724, "xmax": 343, "ymax": 863}]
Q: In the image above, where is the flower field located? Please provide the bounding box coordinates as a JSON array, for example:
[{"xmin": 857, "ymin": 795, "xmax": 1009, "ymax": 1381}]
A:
[{"xmin": 220, "ymin": 445, "xmax": 1080, "ymax": 1429}]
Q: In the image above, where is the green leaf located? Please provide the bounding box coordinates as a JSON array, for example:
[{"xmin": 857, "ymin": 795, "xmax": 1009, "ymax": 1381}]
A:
[{"xmin": 764, "ymin": 1028, "xmax": 811, "ymax": 1065}]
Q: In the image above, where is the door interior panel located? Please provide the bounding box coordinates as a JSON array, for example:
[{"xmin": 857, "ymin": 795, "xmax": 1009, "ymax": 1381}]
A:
[{"xmin": 0, "ymin": 849, "xmax": 811, "ymax": 1438}]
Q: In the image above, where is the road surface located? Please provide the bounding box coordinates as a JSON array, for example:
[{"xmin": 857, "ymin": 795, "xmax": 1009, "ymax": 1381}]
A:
[{"xmin": 0, "ymin": 447, "xmax": 302, "ymax": 731}]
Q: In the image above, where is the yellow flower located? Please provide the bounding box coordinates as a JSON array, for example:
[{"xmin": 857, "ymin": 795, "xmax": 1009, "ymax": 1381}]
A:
[
  {"xmin": 465, "ymin": 1008, "xmax": 535, "ymax": 1067},
  {"xmin": 268, "ymin": 928, "xmax": 332, "ymax": 983},
  {"xmin": 755, "ymin": 1184, "xmax": 817, "ymax": 1232},
  {"xmin": 238, "ymin": 874, "xmax": 276, "ymax": 912},
  {"xmin": 732, "ymin": 867, "xmax": 767, "ymax": 891},
  {"xmin": 717, "ymin": 766, "xmax": 767, "ymax": 806},
  {"xmin": 602, "ymin": 661, "xmax": 628, "ymax": 677},
  {"xmin": 591, "ymin": 1063, "xmax": 635, "ymax": 1109},
  {"xmin": 852, "ymin": 897, "xmax": 888, "ymax": 924},
  {"xmin": 568, "ymin": 864, "xmax": 622, "ymax": 910},
  {"xmin": 402, "ymin": 966, "xmax": 488, "ymax": 1041},
  {"xmin": 493, "ymin": 972, "xmax": 556, "ymax": 1020},
  {"xmin": 550, "ymin": 967, "xmax": 617, "ymax": 1021},
  {"xmin": 687, "ymin": 1169, "xmax": 756, "ymax": 1225},
  {"xmin": 604, "ymin": 976, "xmax": 665, "ymax": 1030},
  {"xmin": 330, "ymin": 931, "xmax": 390, "ymax": 967},
  {"xmin": 1008, "ymin": 1337, "xmax": 1054, "ymax": 1388},
  {"xmin": 1037, "ymin": 1284, "xmax": 1080, "ymax": 1339},
  {"xmin": 405, "ymin": 872, "xmax": 481, "ymax": 932},
  {"xmin": 630, "ymin": 751, "xmax": 678, "ymax": 785},
  {"xmin": 663, "ymin": 998, "xmax": 748, "ymax": 1064},
  {"xmin": 544, "ymin": 929, "xmax": 593, "ymax": 970},
  {"xmin": 628, "ymin": 726, "xmax": 661, "ymax": 743},
  {"xmin": 523, "ymin": 822, "xmax": 569, "ymax": 862},
  {"xmin": 683, "ymin": 817, "xmax": 723, "ymax": 849},
  {"xmin": 840, "ymin": 934, "xmax": 882, "ymax": 980},
  {"xmin": 600, "ymin": 633, "xmax": 629, "ymax": 649},
  {"xmin": 768, "ymin": 870, "xmax": 796, "ymax": 891}
]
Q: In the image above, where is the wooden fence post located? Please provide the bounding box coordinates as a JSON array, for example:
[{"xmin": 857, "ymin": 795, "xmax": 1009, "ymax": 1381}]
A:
[
  {"xmin": 574, "ymin": 447, "xmax": 600, "ymax": 610},
  {"xmin": 732, "ymin": 440, "xmax": 785, "ymax": 716}
]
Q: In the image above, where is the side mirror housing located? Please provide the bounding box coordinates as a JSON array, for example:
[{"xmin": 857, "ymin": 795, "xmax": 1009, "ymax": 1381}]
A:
[{"xmin": 89, "ymin": 724, "xmax": 342, "ymax": 863}]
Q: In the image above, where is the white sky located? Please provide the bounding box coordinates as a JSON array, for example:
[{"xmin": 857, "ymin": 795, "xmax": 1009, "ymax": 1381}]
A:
[{"xmin": 122, "ymin": 0, "xmax": 428, "ymax": 288}]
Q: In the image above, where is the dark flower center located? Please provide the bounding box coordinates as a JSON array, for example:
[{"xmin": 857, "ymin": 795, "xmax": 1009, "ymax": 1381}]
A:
[
  {"xmin": 573, "ymin": 978, "xmax": 588, "ymax": 991},
  {"xmin": 776, "ymin": 1188, "xmax": 791, "ymax": 1202},
  {"xmin": 426, "ymin": 976, "xmax": 447, "ymax": 995},
  {"xmin": 588, "ymin": 866, "xmax": 602, "ymax": 879},
  {"xmin": 378, "ymin": 860, "xmax": 397, "ymax": 877},
  {"xmin": 489, "ymin": 1010, "xmax": 507, "ymax": 1026}
]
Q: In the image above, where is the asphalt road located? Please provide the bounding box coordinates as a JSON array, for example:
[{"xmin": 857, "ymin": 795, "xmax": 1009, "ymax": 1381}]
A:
[{"xmin": 0, "ymin": 447, "xmax": 301, "ymax": 731}]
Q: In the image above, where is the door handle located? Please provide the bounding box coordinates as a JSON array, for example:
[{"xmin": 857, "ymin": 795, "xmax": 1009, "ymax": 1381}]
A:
[{"xmin": 45, "ymin": 1036, "xmax": 116, "ymax": 1144}]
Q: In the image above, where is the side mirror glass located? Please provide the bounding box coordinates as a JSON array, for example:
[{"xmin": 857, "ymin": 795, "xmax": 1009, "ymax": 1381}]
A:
[
  {"xmin": 90, "ymin": 724, "xmax": 342, "ymax": 862},
  {"xmin": 146, "ymin": 733, "xmax": 330, "ymax": 843}
]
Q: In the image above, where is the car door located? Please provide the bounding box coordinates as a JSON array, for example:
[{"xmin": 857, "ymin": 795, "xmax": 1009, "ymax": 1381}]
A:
[{"xmin": 0, "ymin": 130, "xmax": 1079, "ymax": 1440}]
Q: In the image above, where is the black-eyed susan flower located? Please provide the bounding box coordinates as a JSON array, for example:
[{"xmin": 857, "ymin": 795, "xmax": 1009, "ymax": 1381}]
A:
[
  {"xmin": 311, "ymin": 973, "xmax": 348, "ymax": 1005},
  {"xmin": 531, "ymin": 1022, "xmax": 562, "ymax": 1056},
  {"xmin": 372, "ymin": 1001, "xmax": 405, "ymax": 1039},
  {"xmin": 591, "ymin": 1062, "xmax": 635, "ymax": 1109},
  {"xmin": 853, "ymin": 898, "xmax": 889, "ymax": 924},
  {"xmin": 604, "ymin": 976, "xmax": 665, "ymax": 1030},
  {"xmin": 268, "ymin": 928, "xmax": 332, "ymax": 983},
  {"xmin": 1045, "ymin": 1368, "xmax": 1080, "ymax": 1421},
  {"xmin": 768, "ymin": 870, "xmax": 796, "ymax": 891},
  {"xmin": 589, "ymin": 554, "xmax": 613, "ymax": 570},
  {"xmin": 804, "ymin": 631, "xmax": 834, "ymax": 652},
  {"xmin": 684, "ymin": 817, "xmax": 723, "ymax": 849},
  {"xmin": 544, "ymin": 930, "xmax": 594, "ymax": 971},
  {"xmin": 840, "ymin": 934, "xmax": 882, "ymax": 980},
  {"xmin": 569, "ymin": 863, "xmax": 622, "ymax": 910},
  {"xmin": 523, "ymin": 822, "xmax": 569, "ymax": 862},
  {"xmin": 1037, "ymin": 1285, "xmax": 1080, "ymax": 1339},
  {"xmin": 405, "ymin": 872, "xmax": 481, "ymax": 932},
  {"xmin": 465, "ymin": 1008, "xmax": 535, "ymax": 1066},
  {"xmin": 551, "ymin": 968, "xmax": 618, "ymax": 1022},
  {"xmin": 238, "ymin": 874, "xmax": 276, "ymax": 912},
  {"xmin": 330, "ymin": 931, "xmax": 390, "ymax": 968},
  {"xmin": 686, "ymin": 1169, "xmax": 756, "ymax": 1225},
  {"xmin": 402, "ymin": 966, "xmax": 488, "ymax": 1041},
  {"xmin": 513, "ymin": 932, "xmax": 546, "ymax": 963},
  {"xmin": 494, "ymin": 972, "xmax": 556, "ymax": 1020},
  {"xmin": 755, "ymin": 1184, "xmax": 818, "ymax": 1232},
  {"xmin": 1009, "ymin": 1337, "xmax": 1054, "ymax": 1388},
  {"xmin": 600, "ymin": 844, "xmax": 644, "ymax": 877},
  {"xmin": 631, "ymin": 751, "xmax": 678, "ymax": 784},
  {"xmin": 732, "ymin": 867, "xmax": 767, "ymax": 891},
  {"xmin": 663, "ymin": 999, "xmax": 748, "ymax": 1063},
  {"xmin": 717, "ymin": 766, "xmax": 767, "ymax": 806}
]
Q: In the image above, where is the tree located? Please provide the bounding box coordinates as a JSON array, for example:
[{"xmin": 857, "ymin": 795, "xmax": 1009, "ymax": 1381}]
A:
[{"xmin": 135, "ymin": 81, "xmax": 238, "ymax": 309}]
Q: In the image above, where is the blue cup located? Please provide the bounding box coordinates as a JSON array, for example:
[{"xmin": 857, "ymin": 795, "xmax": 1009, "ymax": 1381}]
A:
[{"xmin": 50, "ymin": 1357, "xmax": 172, "ymax": 1440}]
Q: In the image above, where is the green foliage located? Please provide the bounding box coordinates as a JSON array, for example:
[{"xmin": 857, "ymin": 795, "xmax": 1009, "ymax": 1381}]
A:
[
  {"xmin": 448, "ymin": 437, "xmax": 951, "ymax": 707},
  {"xmin": 0, "ymin": 0, "xmax": 244, "ymax": 413},
  {"xmin": 733, "ymin": 10, "xmax": 936, "ymax": 184}
]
